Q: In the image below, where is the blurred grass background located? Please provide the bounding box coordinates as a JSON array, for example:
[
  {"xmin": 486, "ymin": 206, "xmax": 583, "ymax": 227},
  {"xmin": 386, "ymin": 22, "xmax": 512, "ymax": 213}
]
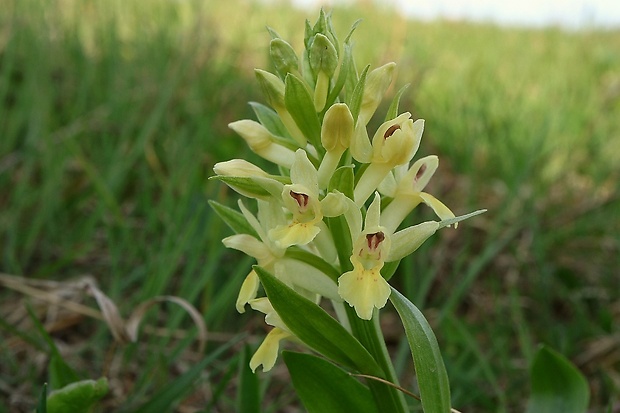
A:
[{"xmin": 1, "ymin": 0, "xmax": 619, "ymax": 411}]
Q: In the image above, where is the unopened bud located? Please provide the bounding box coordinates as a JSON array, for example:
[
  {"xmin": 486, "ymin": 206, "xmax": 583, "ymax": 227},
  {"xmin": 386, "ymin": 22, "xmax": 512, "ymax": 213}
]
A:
[
  {"xmin": 213, "ymin": 159, "xmax": 269, "ymax": 177},
  {"xmin": 270, "ymin": 38, "xmax": 299, "ymax": 77},
  {"xmin": 321, "ymin": 103, "xmax": 354, "ymax": 152},
  {"xmin": 372, "ymin": 113, "xmax": 422, "ymax": 166},
  {"xmin": 359, "ymin": 62, "xmax": 396, "ymax": 125},
  {"xmin": 255, "ymin": 69, "xmax": 286, "ymax": 109}
]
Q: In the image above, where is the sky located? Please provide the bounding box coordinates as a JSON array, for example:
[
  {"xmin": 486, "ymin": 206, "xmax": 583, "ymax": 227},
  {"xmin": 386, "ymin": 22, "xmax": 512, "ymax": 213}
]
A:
[{"xmin": 289, "ymin": 0, "xmax": 620, "ymax": 28}]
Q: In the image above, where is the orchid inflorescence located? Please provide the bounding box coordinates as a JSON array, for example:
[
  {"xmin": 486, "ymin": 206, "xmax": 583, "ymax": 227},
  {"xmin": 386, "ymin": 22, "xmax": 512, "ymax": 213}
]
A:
[{"xmin": 211, "ymin": 10, "xmax": 483, "ymax": 376}]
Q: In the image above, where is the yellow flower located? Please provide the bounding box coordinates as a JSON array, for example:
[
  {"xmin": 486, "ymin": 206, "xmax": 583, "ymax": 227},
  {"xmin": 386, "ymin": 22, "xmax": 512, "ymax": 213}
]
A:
[
  {"xmin": 352, "ymin": 113, "xmax": 424, "ymax": 206},
  {"xmin": 249, "ymin": 328, "xmax": 292, "ymax": 372},
  {"xmin": 379, "ymin": 155, "xmax": 456, "ymax": 233},
  {"xmin": 248, "ymin": 297, "xmax": 294, "ymax": 373},
  {"xmin": 317, "ymin": 103, "xmax": 354, "ymax": 188},
  {"xmin": 338, "ymin": 193, "xmax": 443, "ymax": 319},
  {"xmin": 228, "ymin": 120, "xmax": 297, "ymax": 168},
  {"xmin": 337, "ymin": 193, "xmax": 392, "ymax": 320},
  {"xmin": 269, "ymin": 149, "xmax": 347, "ymax": 248},
  {"xmin": 223, "ymin": 200, "xmax": 285, "ymax": 313}
]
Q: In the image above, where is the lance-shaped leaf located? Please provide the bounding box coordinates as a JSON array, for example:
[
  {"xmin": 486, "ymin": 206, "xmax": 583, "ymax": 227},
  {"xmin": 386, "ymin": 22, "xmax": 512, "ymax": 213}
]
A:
[
  {"xmin": 390, "ymin": 288, "xmax": 452, "ymax": 413},
  {"xmin": 284, "ymin": 351, "xmax": 379, "ymax": 413},
  {"xmin": 526, "ymin": 345, "xmax": 590, "ymax": 413},
  {"xmin": 348, "ymin": 65, "xmax": 370, "ymax": 125},
  {"xmin": 285, "ymin": 74, "xmax": 322, "ymax": 150},
  {"xmin": 249, "ymin": 101, "xmax": 292, "ymax": 142},
  {"xmin": 208, "ymin": 200, "xmax": 259, "ymax": 238},
  {"xmin": 324, "ymin": 42, "xmax": 353, "ymax": 112},
  {"xmin": 237, "ymin": 346, "xmax": 261, "ymax": 413},
  {"xmin": 385, "ymin": 83, "xmax": 410, "ymax": 121},
  {"xmin": 255, "ymin": 266, "xmax": 382, "ymax": 375}
]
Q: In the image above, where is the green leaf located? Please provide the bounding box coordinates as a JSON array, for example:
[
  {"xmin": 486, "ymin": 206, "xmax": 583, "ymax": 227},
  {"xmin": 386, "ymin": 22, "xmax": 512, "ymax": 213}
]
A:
[
  {"xmin": 328, "ymin": 165, "xmax": 355, "ymax": 199},
  {"xmin": 283, "ymin": 351, "xmax": 379, "ymax": 413},
  {"xmin": 249, "ymin": 101, "xmax": 291, "ymax": 141},
  {"xmin": 344, "ymin": 19, "xmax": 362, "ymax": 44},
  {"xmin": 211, "ymin": 176, "xmax": 272, "ymax": 199},
  {"xmin": 327, "ymin": 215, "xmax": 353, "ymax": 273},
  {"xmin": 348, "ymin": 65, "xmax": 370, "ymax": 125},
  {"xmin": 284, "ymin": 247, "xmax": 341, "ymax": 282},
  {"xmin": 47, "ymin": 378, "xmax": 108, "ymax": 413},
  {"xmin": 437, "ymin": 209, "xmax": 487, "ymax": 229},
  {"xmin": 266, "ymin": 26, "xmax": 280, "ymax": 40},
  {"xmin": 237, "ymin": 346, "xmax": 261, "ymax": 413},
  {"xmin": 49, "ymin": 355, "xmax": 81, "ymax": 391},
  {"xmin": 384, "ymin": 83, "xmax": 410, "ymax": 121},
  {"xmin": 254, "ymin": 266, "xmax": 381, "ymax": 375},
  {"xmin": 389, "ymin": 288, "xmax": 452, "ymax": 413},
  {"xmin": 208, "ymin": 200, "xmax": 259, "ymax": 238},
  {"xmin": 284, "ymin": 73, "xmax": 322, "ymax": 150},
  {"xmin": 323, "ymin": 42, "xmax": 353, "ymax": 113},
  {"xmin": 36, "ymin": 383, "xmax": 47, "ymax": 413},
  {"xmin": 526, "ymin": 345, "xmax": 590, "ymax": 413},
  {"xmin": 255, "ymin": 69, "xmax": 285, "ymax": 109}
]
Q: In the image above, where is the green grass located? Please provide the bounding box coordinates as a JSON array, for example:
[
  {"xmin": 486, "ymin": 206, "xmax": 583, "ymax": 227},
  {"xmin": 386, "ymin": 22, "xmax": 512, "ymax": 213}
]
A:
[{"xmin": 1, "ymin": 0, "xmax": 619, "ymax": 411}]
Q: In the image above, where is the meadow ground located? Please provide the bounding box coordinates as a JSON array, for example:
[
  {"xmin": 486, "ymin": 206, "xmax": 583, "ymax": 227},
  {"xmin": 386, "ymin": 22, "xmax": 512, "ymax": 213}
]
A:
[{"xmin": 1, "ymin": 0, "xmax": 619, "ymax": 411}]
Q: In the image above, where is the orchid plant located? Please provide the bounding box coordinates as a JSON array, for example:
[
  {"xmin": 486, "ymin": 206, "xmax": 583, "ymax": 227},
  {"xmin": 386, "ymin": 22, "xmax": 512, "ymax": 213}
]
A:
[{"xmin": 211, "ymin": 10, "xmax": 484, "ymax": 413}]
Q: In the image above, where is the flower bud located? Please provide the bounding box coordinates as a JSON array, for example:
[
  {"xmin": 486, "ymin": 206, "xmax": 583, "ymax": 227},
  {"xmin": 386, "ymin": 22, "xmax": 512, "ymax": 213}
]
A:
[
  {"xmin": 371, "ymin": 113, "xmax": 422, "ymax": 166},
  {"xmin": 309, "ymin": 33, "xmax": 338, "ymax": 76},
  {"xmin": 213, "ymin": 159, "xmax": 269, "ymax": 177},
  {"xmin": 321, "ymin": 103, "xmax": 354, "ymax": 152},
  {"xmin": 255, "ymin": 69, "xmax": 285, "ymax": 109},
  {"xmin": 359, "ymin": 62, "xmax": 396, "ymax": 125},
  {"xmin": 270, "ymin": 38, "xmax": 299, "ymax": 77},
  {"xmin": 229, "ymin": 120, "xmax": 296, "ymax": 168}
]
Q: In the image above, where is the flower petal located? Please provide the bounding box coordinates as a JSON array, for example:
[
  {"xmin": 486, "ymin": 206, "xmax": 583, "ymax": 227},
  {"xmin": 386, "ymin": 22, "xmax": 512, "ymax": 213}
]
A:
[
  {"xmin": 365, "ymin": 192, "xmax": 382, "ymax": 229},
  {"xmin": 222, "ymin": 234, "xmax": 272, "ymax": 262},
  {"xmin": 269, "ymin": 222, "xmax": 321, "ymax": 248},
  {"xmin": 277, "ymin": 258, "xmax": 340, "ymax": 301},
  {"xmin": 418, "ymin": 192, "xmax": 456, "ymax": 225},
  {"xmin": 290, "ymin": 149, "xmax": 318, "ymax": 196},
  {"xmin": 388, "ymin": 221, "xmax": 439, "ymax": 262},
  {"xmin": 249, "ymin": 297, "xmax": 287, "ymax": 330},
  {"xmin": 337, "ymin": 263, "xmax": 391, "ymax": 320},
  {"xmin": 249, "ymin": 328, "xmax": 292, "ymax": 372},
  {"xmin": 236, "ymin": 270, "xmax": 260, "ymax": 313}
]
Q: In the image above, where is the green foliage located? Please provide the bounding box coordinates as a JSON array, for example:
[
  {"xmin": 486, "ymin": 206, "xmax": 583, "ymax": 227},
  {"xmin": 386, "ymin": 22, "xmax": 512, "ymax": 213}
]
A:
[
  {"xmin": 254, "ymin": 266, "xmax": 382, "ymax": 375},
  {"xmin": 1, "ymin": 0, "xmax": 618, "ymax": 411},
  {"xmin": 236, "ymin": 347, "xmax": 261, "ymax": 413},
  {"xmin": 284, "ymin": 74, "xmax": 323, "ymax": 149},
  {"xmin": 526, "ymin": 345, "xmax": 590, "ymax": 413},
  {"xmin": 47, "ymin": 379, "xmax": 109, "ymax": 413},
  {"xmin": 283, "ymin": 351, "xmax": 379, "ymax": 413},
  {"xmin": 390, "ymin": 288, "xmax": 452, "ymax": 413}
]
